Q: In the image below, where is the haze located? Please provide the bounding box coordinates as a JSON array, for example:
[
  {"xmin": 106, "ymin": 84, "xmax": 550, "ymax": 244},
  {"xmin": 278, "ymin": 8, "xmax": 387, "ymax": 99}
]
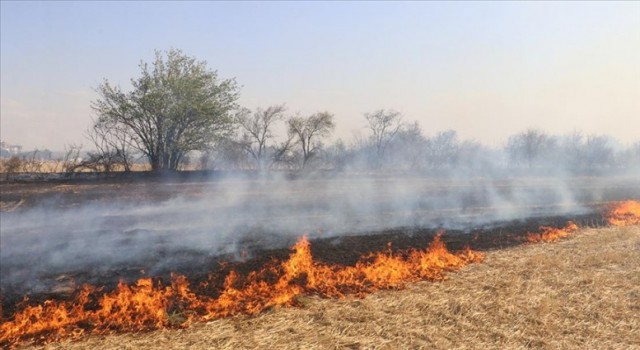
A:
[{"xmin": 1, "ymin": 1, "xmax": 639, "ymax": 151}]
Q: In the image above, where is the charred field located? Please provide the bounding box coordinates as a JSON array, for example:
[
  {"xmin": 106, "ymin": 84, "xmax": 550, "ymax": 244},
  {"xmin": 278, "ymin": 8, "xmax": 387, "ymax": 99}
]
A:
[
  {"xmin": 1, "ymin": 173, "xmax": 639, "ymax": 347},
  {"xmin": 0, "ymin": 212, "xmax": 606, "ymax": 315}
]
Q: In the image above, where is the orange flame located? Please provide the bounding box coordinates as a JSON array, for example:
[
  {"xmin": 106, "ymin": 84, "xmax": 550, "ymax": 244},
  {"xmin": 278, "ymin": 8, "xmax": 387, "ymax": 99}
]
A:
[
  {"xmin": 526, "ymin": 221, "xmax": 579, "ymax": 243},
  {"xmin": 0, "ymin": 234, "xmax": 483, "ymax": 347},
  {"xmin": 607, "ymin": 200, "xmax": 640, "ymax": 226}
]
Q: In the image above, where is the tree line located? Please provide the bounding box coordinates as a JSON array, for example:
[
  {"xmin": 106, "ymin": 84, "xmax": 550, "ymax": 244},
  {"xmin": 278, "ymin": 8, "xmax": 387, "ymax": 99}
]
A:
[{"xmin": 13, "ymin": 49, "xmax": 639, "ymax": 175}]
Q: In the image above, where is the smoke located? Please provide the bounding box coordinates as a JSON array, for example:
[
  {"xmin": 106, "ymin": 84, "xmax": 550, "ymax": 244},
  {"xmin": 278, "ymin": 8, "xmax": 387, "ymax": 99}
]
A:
[{"xmin": 1, "ymin": 169, "xmax": 639, "ymax": 296}]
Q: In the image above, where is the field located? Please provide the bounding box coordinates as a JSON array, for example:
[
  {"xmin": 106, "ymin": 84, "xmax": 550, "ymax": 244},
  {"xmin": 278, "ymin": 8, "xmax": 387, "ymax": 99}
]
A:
[
  {"xmin": 1, "ymin": 175, "xmax": 639, "ymax": 348},
  {"xmin": 15, "ymin": 225, "xmax": 640, "ymax": 349}
]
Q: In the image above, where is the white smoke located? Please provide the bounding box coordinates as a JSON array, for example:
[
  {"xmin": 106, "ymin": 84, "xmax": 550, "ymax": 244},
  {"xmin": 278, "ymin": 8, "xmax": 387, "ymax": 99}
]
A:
[{"xmin": 1, "ymin": 172, "xmax": 639, "ymax": 295}]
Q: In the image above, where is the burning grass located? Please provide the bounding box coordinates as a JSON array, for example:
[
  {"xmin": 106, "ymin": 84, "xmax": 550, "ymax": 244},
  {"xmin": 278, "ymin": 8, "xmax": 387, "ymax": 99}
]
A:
[
  {"xmin": 607, "ymin": 200, "xmax": 640, "ymax": 226},
  {"xmin": 47, "ymin": 226, "xmax": 640, "ymax": 349},
  {"xmin": 2, "ymin": 200, "xmax": 639, "ymax": 348},
  {"xmin": 0, "ymin": 234, "xmax": 484, "ymax": 347},
  {"xmin": 525, "ymin": 221, "xmax": 579, "ymax": 243},
  {"xmin": 19, "ymin": 218, "xmax": 640, "ymax": 349}
]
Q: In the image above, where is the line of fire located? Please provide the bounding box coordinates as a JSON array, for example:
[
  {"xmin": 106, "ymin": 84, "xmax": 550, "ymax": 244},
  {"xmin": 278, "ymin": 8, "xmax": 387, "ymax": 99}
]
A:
[{"xmin": 0, "ymin": 200, "xmax": 638, "ymax": 347}]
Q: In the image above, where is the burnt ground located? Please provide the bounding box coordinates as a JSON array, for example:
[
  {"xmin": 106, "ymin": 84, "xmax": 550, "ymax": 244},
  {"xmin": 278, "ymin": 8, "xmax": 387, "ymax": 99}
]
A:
[
  {"xmin": 1, "ymin": 174, "xmax": 639, "ymax": 319},
  {"xmin": 0, "ymin": 212, "xmax": 610, "ymax": 320}
]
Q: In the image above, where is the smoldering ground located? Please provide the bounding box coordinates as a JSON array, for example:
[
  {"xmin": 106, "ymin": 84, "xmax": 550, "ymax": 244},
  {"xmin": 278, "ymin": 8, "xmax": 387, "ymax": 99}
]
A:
[{"xmin": 1, "ymin": 173, "xmax": 639, "ymax": 297}]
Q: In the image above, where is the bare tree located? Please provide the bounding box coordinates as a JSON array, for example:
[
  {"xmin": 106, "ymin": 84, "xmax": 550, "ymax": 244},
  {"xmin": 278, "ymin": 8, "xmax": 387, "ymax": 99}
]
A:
[
  {"xmin": 236, "ymin": 105, "xmax": 289, "ymax": 171},
  {"xmin": 559, "ymin": 132, "xmax": 614, "ymax": 173},
  {"xmin": 60, "ymin": 144, "xmax": 83, "ymax": 174},
  {"xmin": 20, "ymin": 150, "xmax": 45, "ymax": 174},
  {"xmin": 582, "ymin": 135, "xmax": 614, "ymax": 171},
  {"xmin": 4, "ymin": 156, "xmax": 22, "ymax": 174},
  {"xmin": 287, "ymin": 112, "xmax": 335, "ymax": 169},
  {"xmin": 325, "ymin": 139, "xmax": 349, "ymax": 171},
  {"xmin": 506, "ymin": 129, "xmax": 556, "ymax": 168},
  {"xmin": 364, "ymin": 109, "xmax": 403, "ymax": 169},
  {"xmin": 209, "ymin": 137, "xmax": 251, "ymax": 170},
  {"xmin": 559, "ymin": 131, "xmax": 584, "ymax": 170},
  {"xmin": 390, "ymin": 121, "xmax": 427, "ymax": 170},
  {"xmin": 426, "ymin": 130, "xmax": 460, "ymax": 169},
  {"xmin": 84, "ymin": 119, "xmax": 134, "ymax": 172}
]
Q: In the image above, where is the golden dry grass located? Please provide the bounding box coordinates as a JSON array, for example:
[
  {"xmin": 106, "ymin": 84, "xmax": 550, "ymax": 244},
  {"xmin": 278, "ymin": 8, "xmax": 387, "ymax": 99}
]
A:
[{"xmin": 23, "ymin": 225, "xmax": 640, "ymax": 350}]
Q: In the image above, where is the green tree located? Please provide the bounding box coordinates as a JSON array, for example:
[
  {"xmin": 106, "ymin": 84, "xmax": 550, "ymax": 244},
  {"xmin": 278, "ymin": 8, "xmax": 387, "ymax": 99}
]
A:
[{"xmin": 92, "ymin": 49, "xmax": 239, "ymax": 171}]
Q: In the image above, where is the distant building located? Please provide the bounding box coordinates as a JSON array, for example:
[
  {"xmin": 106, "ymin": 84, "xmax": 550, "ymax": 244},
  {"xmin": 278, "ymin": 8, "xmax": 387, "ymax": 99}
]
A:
[{"xmin": 0, "ymin": 141, "xmax": 23, "ymax": 158}]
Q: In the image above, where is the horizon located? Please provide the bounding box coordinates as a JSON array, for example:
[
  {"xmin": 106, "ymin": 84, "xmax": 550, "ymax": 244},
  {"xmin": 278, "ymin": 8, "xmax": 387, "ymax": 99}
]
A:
[{"xmin": 1, "ymin": 1, "xmax": 639, "ymax": 151}]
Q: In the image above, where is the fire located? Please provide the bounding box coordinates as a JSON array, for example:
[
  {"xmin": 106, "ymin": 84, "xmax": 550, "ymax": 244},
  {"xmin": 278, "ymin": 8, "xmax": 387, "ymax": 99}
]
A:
[
  {"xmin": 607, "ymin": 200, "xmax": 640, "ymax": 226},
  {"xmin": 0, "ymin": 234, "xmax": 483, "ymax": 347},
  {"xmin": 4, "ymin": 200, "xmax": 637, "ymax": 347},
  {"xmin": 526, "ymin": 221, "xmax": 579, "ymax": 243}
]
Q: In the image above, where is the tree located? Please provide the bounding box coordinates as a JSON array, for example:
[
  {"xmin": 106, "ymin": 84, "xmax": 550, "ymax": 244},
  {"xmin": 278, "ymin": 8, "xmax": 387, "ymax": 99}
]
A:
[
  {"xmin": 287, "ymin": 112, "xmax": 335, "ymax": 168},
  {"xmin": 84, "ymin": 118, "xmax": 134, "ymax": 172},
  {"xmin": 426, "ymin": 130, "xmax": 460, "ymax": 169},
  {"xmin": 559, "ymin": 131, "xmax": 584, "ymax": 170},
  {"xmin": 506, "ymin": 129, "xmax": 556, "ymax": 168},
  {"xmin": 582, "ymin": 135, "xmax": 614, "ymax": 171},
  {"xmin": 92, "ymin": 49, "xmax": 239, "ymax": 172},
  {"xmin": 364, "ymin": 109, "xmax": 403, "ymax": 169},
  {"xmin": 236, "ymin": 105, "xmax": 292, "ymax": 171},
  {"xmin": 389, "ymin": 121, "xmax": 427, "ymax": 170}
]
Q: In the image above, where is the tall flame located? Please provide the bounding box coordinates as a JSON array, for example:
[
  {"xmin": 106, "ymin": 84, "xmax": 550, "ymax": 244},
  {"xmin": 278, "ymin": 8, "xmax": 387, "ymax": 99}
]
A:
[
  {"xmin": 0, "ymin": 233, "xmax": 483, "ymax": 347},
  {"xmin": 607, "ymin": 200, "xmax": 640, "ymax": 226}
]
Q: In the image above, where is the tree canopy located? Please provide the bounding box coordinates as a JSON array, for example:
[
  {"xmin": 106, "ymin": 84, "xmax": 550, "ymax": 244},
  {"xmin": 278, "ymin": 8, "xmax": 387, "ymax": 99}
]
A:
[{"xmin": 92, "ymin": 49, "xmax": 239, "ymax": 171}]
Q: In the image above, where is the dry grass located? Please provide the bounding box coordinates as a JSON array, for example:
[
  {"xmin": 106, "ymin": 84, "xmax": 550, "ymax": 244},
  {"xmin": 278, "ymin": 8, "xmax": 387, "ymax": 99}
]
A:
[{"xmin": 24, "ymin": 225, "xmax": 640, "ymax": 350}]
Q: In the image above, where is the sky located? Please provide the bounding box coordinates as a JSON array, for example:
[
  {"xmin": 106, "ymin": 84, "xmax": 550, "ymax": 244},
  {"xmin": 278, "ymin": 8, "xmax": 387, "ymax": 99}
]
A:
[{"xmin": 1, "ymin": 1, "xmax": 639, "ymax": 151}]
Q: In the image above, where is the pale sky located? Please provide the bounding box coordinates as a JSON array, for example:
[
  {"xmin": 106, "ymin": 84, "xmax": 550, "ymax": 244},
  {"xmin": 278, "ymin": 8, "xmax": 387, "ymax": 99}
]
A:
[{"xmin": 1, "ymin": 1, "xmax": 639, "ymax": 151}]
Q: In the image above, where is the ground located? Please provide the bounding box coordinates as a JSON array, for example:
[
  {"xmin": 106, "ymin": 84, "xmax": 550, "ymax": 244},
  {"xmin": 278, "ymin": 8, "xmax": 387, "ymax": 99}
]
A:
[
  {"xmin": 2, "ymin": 176, "xmax": 639, "ymax": 348},
  {"xmin": 18, "ymin": 224, "xmax": 640, "ymax": 350}
]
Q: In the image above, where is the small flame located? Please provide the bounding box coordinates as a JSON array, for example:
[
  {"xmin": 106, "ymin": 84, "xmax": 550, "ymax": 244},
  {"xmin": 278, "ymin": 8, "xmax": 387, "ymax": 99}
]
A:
[
  {"xmin": 526, "ymin": 221, "xmax": 579, "ymax": 243},
  {"xmin": 607, "ymin": 200, "xmax": 640, "ymax": 226},
  {"xmin": 0, "ymin": 234, "xmax": 483, "ymax": 347}
]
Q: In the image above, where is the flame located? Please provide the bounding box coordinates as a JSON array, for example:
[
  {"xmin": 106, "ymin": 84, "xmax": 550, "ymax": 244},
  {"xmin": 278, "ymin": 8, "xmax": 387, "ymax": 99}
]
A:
[
  {"xmin": 607, "ymin": 200, "xmax": 640, "ymax": 226},
  {"xmin": 526, "ymin": 221, "xmax": 579, "ymax": 243},
  {"xmin": 0, "ymin": 234, "xmax": 483, "ymax": 347}
]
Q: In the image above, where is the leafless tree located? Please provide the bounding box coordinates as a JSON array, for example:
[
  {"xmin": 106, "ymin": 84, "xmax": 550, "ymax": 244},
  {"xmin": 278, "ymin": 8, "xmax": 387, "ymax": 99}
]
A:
[
  {"xmin": 205, "ymin": 137, "xmax": 251, "ymax": 170},
  {"xmin": 287, "ymin": 112, "xmax": 335, "ymax": 169},
  {"xmin": 325, "ymin": 139, "xmax": 349, "ymax": 171},
  {"xmin": 60, "ymin": 144, "xmax": 83, "ymax": 174},
  {"xmin": 84, "ymin": 119, "xmax": 134, "ymax": 172},
  {"xmin": 506, "ymin": 129, "xmax": 556, "ymax": 168},
  {"xmin": 390, "ymin": 121, "xmax": 427, "ymax": 170},
  {"xmin": 3, "ymin": 156, "xmax": 22, "ymax": 174},
  {"xmin": 236, "ymin": 105, "xmax": 291, "ymax": 171},
  {"xmin": 559, "ymin": 132, "xmax": 614, "ymax": 172},
  {"xmin": 426, "ymin": 130, "xmax": 460, "ymax": 169},
  {"xmin": 364, "ymin": 109, "xmax": 403, "ymax": 169},
  {"xmin": 559, "ymin": 131, "xmax": 584, "ymax": 170},
  {"xmin": 582, "ymin": 135, "xmax": 614, "ymax": 171},
  {"xmin": 20, "ymin": 150, "xmax": 45, "ymax": 173}
]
